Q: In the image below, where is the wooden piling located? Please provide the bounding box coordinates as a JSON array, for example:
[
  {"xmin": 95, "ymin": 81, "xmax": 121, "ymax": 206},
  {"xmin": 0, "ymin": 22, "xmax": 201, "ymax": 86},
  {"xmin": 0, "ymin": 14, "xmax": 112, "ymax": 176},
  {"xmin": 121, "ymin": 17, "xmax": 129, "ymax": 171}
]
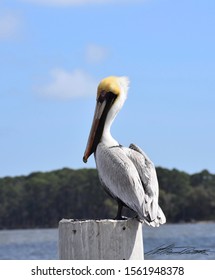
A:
[{"xmin": 59, "ymin": 219, "xmax": 144, "ymax": 260}]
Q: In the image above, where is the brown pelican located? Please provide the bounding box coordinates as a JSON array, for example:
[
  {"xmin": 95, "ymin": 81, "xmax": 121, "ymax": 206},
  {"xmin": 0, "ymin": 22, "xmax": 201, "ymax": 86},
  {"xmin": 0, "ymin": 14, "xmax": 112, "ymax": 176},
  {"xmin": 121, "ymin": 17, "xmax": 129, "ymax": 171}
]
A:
[{"xmin": 83, "ymin": 76, "xmax": 166, "ymax": 226}]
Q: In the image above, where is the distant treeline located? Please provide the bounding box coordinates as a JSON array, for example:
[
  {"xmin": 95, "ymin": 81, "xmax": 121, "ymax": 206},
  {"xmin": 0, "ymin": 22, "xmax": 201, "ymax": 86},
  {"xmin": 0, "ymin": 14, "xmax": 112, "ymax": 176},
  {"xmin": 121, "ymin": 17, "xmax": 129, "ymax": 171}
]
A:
[{"xmin": 0, "ymin": 167, "xmax": 214, "ymax": 229}]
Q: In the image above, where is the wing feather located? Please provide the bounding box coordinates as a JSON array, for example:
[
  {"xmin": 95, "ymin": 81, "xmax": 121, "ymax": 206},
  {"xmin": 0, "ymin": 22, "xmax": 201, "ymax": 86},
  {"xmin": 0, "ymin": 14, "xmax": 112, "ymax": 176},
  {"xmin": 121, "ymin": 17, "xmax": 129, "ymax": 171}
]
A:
[
  {"xmin": 95, "ymin": 143, "xmax": 147, "ymax": 217},
  {"xmin": 126, "ymin": 143, "xmax": 166, "ymax": 225},
  {"xmin": 95, "ymin": 143, "xmax": 166, "ymax": 226}
]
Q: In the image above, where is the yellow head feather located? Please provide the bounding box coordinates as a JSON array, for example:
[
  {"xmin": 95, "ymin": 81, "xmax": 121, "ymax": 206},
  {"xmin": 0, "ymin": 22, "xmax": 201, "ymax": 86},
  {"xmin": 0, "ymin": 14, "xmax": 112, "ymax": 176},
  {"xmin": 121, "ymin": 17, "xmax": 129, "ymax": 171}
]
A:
[{"xmin": 97, "ymin": 76, "xmax": 121, "ymax": 98}]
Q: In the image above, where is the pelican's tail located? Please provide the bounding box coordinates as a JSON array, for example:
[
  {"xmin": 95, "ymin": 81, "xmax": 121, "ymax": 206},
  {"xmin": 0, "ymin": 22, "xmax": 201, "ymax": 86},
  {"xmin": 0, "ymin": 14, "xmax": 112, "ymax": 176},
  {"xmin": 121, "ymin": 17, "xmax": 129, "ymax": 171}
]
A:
[
  {"xmin": 139, "ymin": 206, "xmax": 166, "ymax": 227},
  {"xmin": 148, "ymin": 206, "xmax": 166, "ymax": 227}
]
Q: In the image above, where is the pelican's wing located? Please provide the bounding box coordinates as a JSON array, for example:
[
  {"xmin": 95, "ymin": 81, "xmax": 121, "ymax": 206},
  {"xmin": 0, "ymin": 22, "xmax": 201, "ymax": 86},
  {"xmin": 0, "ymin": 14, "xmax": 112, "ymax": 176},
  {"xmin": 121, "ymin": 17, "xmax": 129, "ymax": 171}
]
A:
[
  {"xmin": 123, "ymin": 143, "xmax": 166, "ymax": 225},
  {"xmin": 95, "ymin": 143, "xmax": 148, "ymax": 219},
  {"xmin": 95, "ymin": 143, "xmax": 165, "ymax": 226}
]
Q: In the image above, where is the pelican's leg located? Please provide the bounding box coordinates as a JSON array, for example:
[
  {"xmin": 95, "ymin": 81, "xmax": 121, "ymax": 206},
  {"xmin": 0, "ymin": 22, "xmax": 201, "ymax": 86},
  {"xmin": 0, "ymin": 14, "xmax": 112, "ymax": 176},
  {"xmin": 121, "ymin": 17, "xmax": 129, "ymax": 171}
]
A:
[{"xmin": 115, "ymin": 200, "xmax": 127, "ymax": 220}]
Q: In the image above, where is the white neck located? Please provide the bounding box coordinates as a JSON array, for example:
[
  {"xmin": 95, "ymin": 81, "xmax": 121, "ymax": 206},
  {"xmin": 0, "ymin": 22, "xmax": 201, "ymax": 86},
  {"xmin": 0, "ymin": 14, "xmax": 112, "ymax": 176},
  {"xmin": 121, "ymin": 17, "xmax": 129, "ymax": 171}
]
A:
[
  {"xmin": 101, "ymin": 76, "xmax": 129, "ymax": 147},
  {"xmin": 101, "ymin": 108, "xmax": 119, "ymax": 147}
]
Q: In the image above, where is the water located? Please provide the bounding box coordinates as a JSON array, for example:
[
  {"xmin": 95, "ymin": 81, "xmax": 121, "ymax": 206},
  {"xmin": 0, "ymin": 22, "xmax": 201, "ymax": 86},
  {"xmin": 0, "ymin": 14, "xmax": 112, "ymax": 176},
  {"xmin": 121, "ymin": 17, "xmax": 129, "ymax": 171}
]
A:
[
  {"xmin": 143, "ymin": 222, "xmax": 215, "ymax": 260},
  {"xmin": 0, "ymin": 229, "xmax": 58, "ymax": 260},
  {"xmin": 0, "ymin": 223, "xmax": 214, "ymax": 260}
]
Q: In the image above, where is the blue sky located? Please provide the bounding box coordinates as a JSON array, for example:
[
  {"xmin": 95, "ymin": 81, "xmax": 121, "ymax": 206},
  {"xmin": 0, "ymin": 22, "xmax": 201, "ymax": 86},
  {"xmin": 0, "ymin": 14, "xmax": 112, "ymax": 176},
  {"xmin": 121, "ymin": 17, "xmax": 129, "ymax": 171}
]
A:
[{"xmin": 0, "ymin": 0, "xmax": 214, "ymax": 177}]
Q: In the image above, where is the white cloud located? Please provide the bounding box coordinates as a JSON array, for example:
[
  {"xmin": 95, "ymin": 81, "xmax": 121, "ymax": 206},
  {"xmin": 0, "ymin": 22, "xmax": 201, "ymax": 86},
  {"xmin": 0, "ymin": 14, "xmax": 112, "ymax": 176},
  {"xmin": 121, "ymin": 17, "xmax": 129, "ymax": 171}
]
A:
[
  {"xmin": 39, "ymin": 68, "xmax": 98, "ymax": 99},
  {"xmin": 85, "ymin": 44, "xmax": 108, "ymax": 64},
  {"xmin": 0, "ymin": 12, "xmax": 21, "ymax": 40},
  {"xmin": 21, "ymin": 0, "xmax": 142, "ymax": 6}
]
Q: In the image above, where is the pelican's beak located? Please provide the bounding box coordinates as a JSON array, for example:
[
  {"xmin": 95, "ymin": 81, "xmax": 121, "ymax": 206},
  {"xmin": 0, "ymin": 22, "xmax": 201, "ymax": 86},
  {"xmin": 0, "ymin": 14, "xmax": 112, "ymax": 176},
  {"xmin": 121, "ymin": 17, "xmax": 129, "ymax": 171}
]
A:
[
  {"xmin": 83, "ymin": 100, "xmax": 106, "ymax": 163},
  {"xmin": 83, "ymin": 91, "xmax": 117, "ymax": 163}
]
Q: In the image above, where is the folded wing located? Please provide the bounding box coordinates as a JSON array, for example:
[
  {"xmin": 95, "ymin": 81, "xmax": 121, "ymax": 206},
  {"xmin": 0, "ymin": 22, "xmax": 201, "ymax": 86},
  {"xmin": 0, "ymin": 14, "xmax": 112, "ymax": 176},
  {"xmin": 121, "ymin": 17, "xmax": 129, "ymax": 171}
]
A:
[{"xmin": 95, "ymin": 142, "xmax": 166, "ymax": 226}]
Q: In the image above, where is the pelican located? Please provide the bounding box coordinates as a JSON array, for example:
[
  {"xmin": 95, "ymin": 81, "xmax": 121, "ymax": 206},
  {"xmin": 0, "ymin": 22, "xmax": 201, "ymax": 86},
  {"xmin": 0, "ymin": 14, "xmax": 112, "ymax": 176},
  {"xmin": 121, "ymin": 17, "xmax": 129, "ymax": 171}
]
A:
[{"xmin": 83, "ymin": 76, "xmax": 166, "ymax": 226}]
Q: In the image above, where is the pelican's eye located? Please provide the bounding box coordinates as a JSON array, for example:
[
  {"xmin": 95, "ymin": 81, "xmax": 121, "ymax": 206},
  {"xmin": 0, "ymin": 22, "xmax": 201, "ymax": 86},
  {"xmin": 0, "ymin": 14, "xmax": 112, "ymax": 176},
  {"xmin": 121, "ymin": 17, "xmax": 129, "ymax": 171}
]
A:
[{"xmin": 97, "ymin": 90, "xmax": 106, "ymax": 103}]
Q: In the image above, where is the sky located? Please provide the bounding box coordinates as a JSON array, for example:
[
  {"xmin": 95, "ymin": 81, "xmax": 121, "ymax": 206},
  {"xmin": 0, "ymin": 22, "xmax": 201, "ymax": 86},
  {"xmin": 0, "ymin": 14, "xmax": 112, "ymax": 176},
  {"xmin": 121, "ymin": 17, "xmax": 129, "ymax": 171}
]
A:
[{"xmin": 0, "ymin": 0, "xmax": 215, "ymax": 177}]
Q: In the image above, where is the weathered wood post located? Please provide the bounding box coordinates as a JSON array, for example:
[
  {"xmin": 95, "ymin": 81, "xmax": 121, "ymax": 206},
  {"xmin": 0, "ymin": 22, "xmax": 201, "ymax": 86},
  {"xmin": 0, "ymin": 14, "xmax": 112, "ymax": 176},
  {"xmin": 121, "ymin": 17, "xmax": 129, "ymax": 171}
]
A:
[{"xmin": 59, "ymin": 219, "xmax": 144, "ymax": 260}]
